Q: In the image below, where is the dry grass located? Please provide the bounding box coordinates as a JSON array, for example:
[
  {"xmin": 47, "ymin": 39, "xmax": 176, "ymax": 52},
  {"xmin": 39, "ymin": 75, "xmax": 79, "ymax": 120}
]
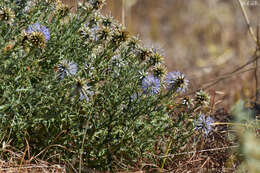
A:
[{"xmin": 0, "ymin": 143, "xmax": 65, "ymax": 173}]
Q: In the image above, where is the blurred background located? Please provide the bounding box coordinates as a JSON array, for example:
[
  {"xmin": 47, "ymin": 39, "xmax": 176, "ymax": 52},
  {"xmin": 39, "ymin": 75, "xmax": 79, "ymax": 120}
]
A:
[
  {"xmin": 103, "ymin": 0, "xmax": 260, "ymax": 109},
  {"xmin": 64, "ymin": 0, "xmax": 260, "ymax": 108}
]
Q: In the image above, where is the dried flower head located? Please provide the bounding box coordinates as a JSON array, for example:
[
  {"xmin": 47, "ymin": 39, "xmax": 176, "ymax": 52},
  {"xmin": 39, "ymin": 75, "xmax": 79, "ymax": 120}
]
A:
[
  {"xmin": 101, "ymin": 15, "xmax": 113, "ymax": 27},
  {"xmin": 152, "ymin": 64, "xmax": 167, "ymax": 79},
  {"xmin": 46, "ymin": 0, "xmax": 60, "ymax": 3},
  {"xmin": 195, "ymin": 90, "xmax": 210, "ymax": 106},
  {"xmin": 29, "ymin": 31, "xmax": 47, "ymax": 49},
  {"xmin": 55, "ymin": 1, "xmax": 70, "ymax": 17},
  {"xmin": 80, "ymin": 24, "xmax": 101, "ymax": 42},
  {"xmin": 127, "ymin": 36, "xmax": 140, "ymax": 50},
  {"xmin": 165, "ymin": 71, "xmax": 189, "ymax": 93},
  {"xmin": 56, "ymin": 60, "xmax": 78, "ymax": 80},
  {"xmin": 137, "ymin": 47, "xmax": 152, "ymax": 61},
  {"xmin": 149, "ymin": 51, "xmax": 163, "ymax": 66},
  {"xmin": 0, "ymin": 7, "xmax": 15, "ymax": 23},
  {"xmin": 142, "ymin": 75, "xmax": 161, "ymax": 95},
  {"xmin": 181, "ymin": 97, "xmax": 193, "ymax": 108},
  {"xmin": 194, "ymin": 114, "xmax": 215, "ymax": 136},
  {"xmin": 90, "ymin": 0, "xmax": 105, "ymax": 10},
  {"xmin": 111, "ymin": 27, "xmax": 129, "ymax": 46},
  {"xmin": 97, "ymin": 26, "xmax": 110, "ymax": 41}
]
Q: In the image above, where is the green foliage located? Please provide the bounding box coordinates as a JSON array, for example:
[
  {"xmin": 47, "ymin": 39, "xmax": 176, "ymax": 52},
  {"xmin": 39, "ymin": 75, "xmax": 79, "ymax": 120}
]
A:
[
  {"xmin": 232, "ymin": 101, "xmax": 260, "ymax": 173},
  {"xmin": 0, "ymin": 0, "xmax": 197, "ymax": 170}
]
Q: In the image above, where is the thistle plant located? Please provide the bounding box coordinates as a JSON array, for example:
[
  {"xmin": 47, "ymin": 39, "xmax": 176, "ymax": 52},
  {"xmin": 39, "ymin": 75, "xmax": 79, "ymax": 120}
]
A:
[{"xmin": 0, "ymin": 0, "xmax": 203, "ymax": 171}]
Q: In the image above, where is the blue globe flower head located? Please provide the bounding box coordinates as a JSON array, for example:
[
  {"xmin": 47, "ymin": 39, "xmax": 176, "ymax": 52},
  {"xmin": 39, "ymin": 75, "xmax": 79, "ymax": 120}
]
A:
[
  {"xmin": 194, "ymin": 114, "xmax": 215, "ymax": 136},
  {"xmin": 142, "ymin": 75, "xmax": 160, "ymax": 95},
  {"xmin": 75, "ymin": 80, "xmax": 94, "ymax": 102},
  {"xmin": 26, "ymin": 22, "xmax": 50, "ymax": 42},
  {"xmin": 57, "ymin": 60, "xmax": 78, "ymax": 80},
  {"xmin": 165, "ymin": 71, "xmax": 189, "ymax": 93}
]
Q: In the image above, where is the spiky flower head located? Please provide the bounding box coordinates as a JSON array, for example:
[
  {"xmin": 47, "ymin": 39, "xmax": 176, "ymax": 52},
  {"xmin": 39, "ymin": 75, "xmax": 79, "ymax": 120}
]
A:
[
  {"xmin": 29, "ymin": 31, "xmax": 47, "ymax": 49},
  {"xmin": 142, "ymin": 75, "xmax": 161, "ymax": 95},
  {"xmin": 152, "ymin": 64, "xmax": 167, "ymax": 79},
  {"xmin": 46, "ymin": 0, "xmax": 60, "ymax": 3},
  {"xmin": 90, "ymin": 0, "xmax": 105, "ymax": 10},
  {"xmin": 181, "ymin": 97, "xmax": 194, "ymax": 108},
  {"xmin": 97, "ymin": 26, "xmax": 111, "ymax": 41},
  {"xmin": 56, "ymin": 60, "xmax": 78, "ymax": 80},
  {"xmin": 137, "ymin": 47, "xmax": 152, "ymax": 61},
  {"xmin": 149, "ymin": 51, "xmax": 163, "ymax": 66},
  {"xmin": 74, "ymin": 79, "xmax": 94, "ymax": 102},
  {"xmin": 80, "ymin": 23, "xmax": 101, "ymax": 43},
  {"xmin": 101, "ymin": 14, "xmax": 113, "ymax": 27},
  {"xmin": 0, "ymin": 7, "xmax": 15, "ymax": 24},
  {"xmin": 87, "ymin": 12, "xmax": 101, "ymax": 27},
  {"xmin": 127, "ymin": 36, "xmax": 140, "ymax": 50},
  {"xmin": 26, "ymin": 22, "xmax": 50, "ymax": 42},
  {"xmin": 111, "ymin": 27, "xmax": 129, "ymax": 46},
  {"xmin": 55, "ymin": 1, "xmax": 70, "ymax": 18},
  {"xmin": 165, "ymin": 71, "xmax": 189, "ymax": 93},
  {"xmin": 194, "ymin": 114, "xmax": 215, "ymax": 136},
  {"xmin": 195, "ymin": 90, "xmax": 210, "ymax": 106}
]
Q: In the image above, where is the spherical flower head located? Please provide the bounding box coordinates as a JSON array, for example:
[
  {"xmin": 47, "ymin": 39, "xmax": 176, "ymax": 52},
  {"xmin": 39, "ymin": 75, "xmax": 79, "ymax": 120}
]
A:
[
  {"xmin": 195, "ymin": 90, "xmax": 210, "ymax": 106},
  {"xmin": 46, "ymin": 0, "xmax": 60, "ymax": 3},
  {"xmin": 101, "ymin": 14, "xmax": 114, "ymax": 27},
  {"xmin": 55, "ymin": 1, "xmax": 70, "ymax": 17},
  {"xmin": 165, "ymin": 71, "xmax": 189, "ymax": 93},
  {"xmin": 97, "ymin": 26, "xmax": 111, "ymax": 41},
  {"xmin": 111, "ymin": 27, "xmax": 129, "ymax": 46},
  {"xmin": 57, "ymin": 60, "xmax": 78, "ymax": 80},
  {"xmin": 152, "ymin": 64, "xmax": 167, "ymax": 79},
  {"xmin": 181, "ymin": 97, "xmax": 193, "ymax": 108},
  {"xmin": 75, "ymin": 80, "xmax": 94, "ymax": 102},
  {"xmin": 127, "ymin": 36, "xmax": 140, "ymax": 50},
  {"xmin": 0, "ymin": 7, "xmax": 15, "ymax": 24},
  {"xmin": 137, "ymin": 47, "xmax": 152, "ymax": 61},
  {"xmin": 80, "ymin": 24, "xmax": 100, "ymax": 42},
  {"xmin": 142, "ymin": 75, "xmax": 161, "ymax": 95},
  {"xmin": 194, "ymin": 114, "xmax": 215, "ymax": 136},
  {"xmin": 149, "ymin": 51, "xmax": 164, "ymax": 66},
  {"xmin": 90, "ymin": 0, "xmax": 105, "ymax": 10},
  {"xmin": 29, "ymin": 31, "xmax": 47, "ymax": 49},
  {"xmin": 26, "ymin": 22, "xmax": 50, "ymax": 42}
]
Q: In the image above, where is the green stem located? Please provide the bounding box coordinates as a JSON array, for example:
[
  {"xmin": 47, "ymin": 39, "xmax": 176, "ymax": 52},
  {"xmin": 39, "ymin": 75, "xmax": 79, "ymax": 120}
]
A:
[{"xmin": 160, "ymin": 138, "xmax": 173, "ymax": 171}]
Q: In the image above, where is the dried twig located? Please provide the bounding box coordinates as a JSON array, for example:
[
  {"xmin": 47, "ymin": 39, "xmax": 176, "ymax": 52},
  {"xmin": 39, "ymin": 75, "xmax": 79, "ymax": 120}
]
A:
[{"xmin": 237, "ymin": 0, "xmax": 257, "ymax": 42}]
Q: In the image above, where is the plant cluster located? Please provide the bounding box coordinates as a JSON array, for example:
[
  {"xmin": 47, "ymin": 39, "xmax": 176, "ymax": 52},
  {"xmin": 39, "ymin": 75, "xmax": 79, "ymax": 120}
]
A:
[{"xmin": 0, "ymin": 0, "xmax": 213, "ymax": 170}]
